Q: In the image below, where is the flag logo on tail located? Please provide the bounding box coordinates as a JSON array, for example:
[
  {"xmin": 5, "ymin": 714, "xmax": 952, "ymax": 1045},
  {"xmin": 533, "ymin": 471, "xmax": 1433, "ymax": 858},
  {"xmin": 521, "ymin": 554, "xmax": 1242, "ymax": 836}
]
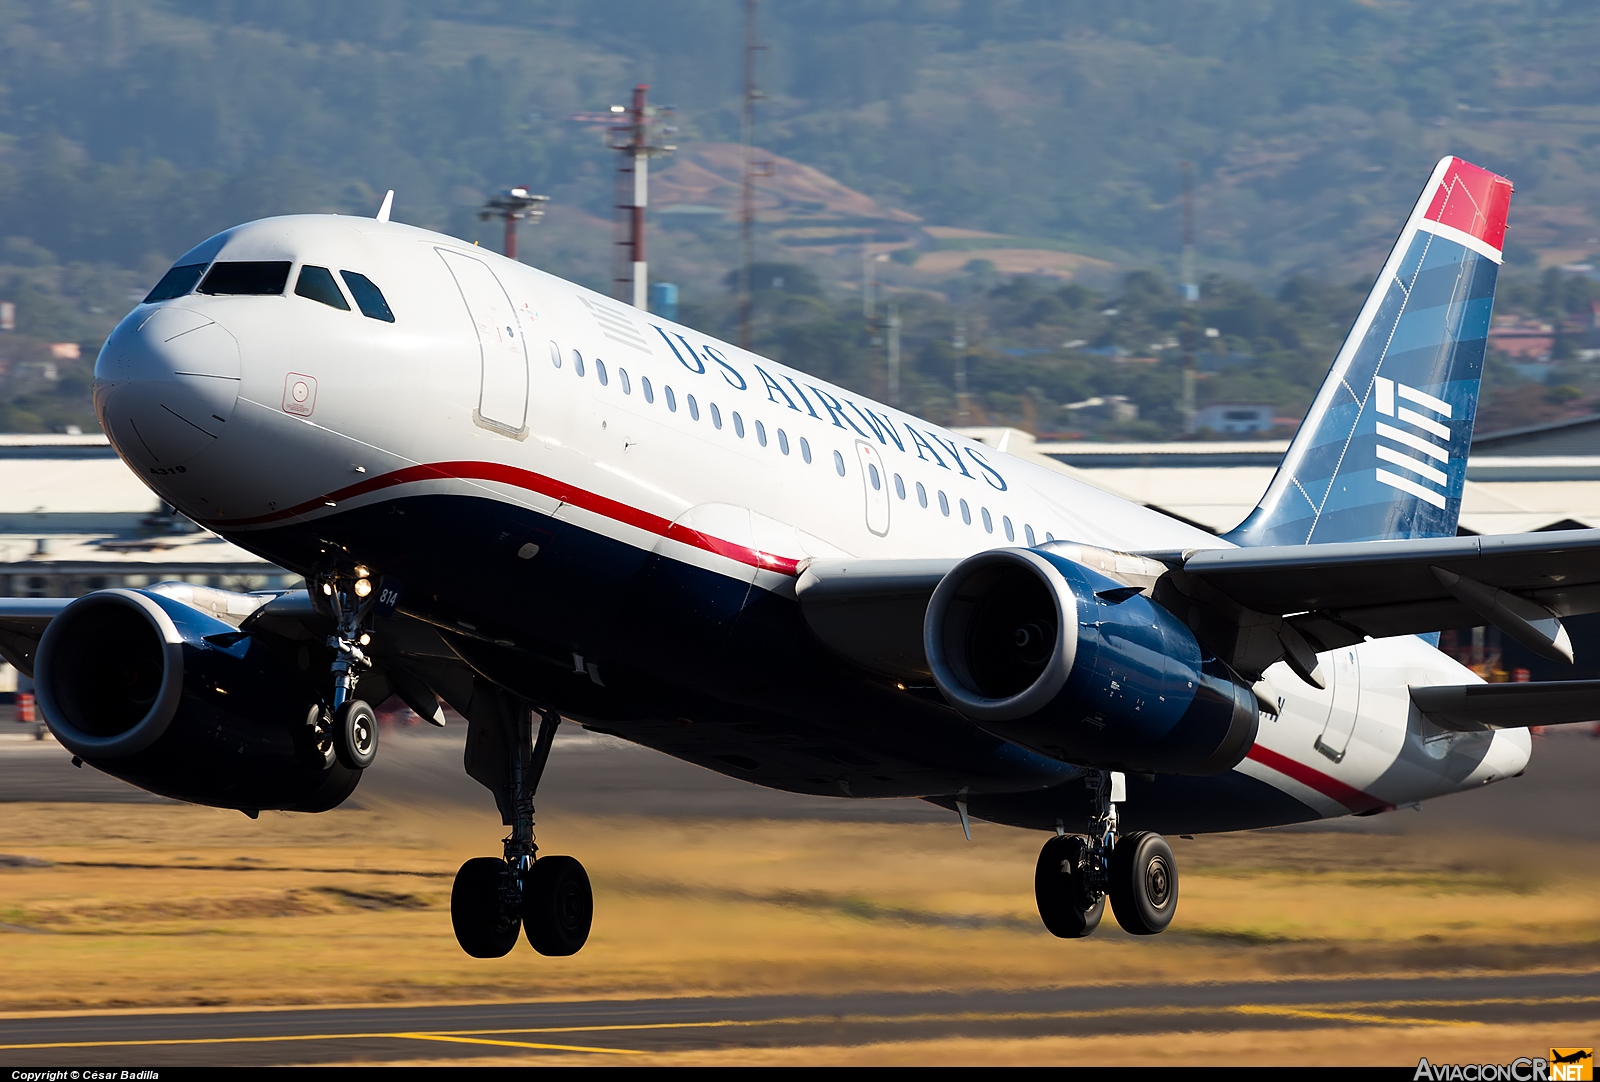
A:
[{"xmin": 1373, "ymin": 376, "xmax": 1451, "ymax": 510}]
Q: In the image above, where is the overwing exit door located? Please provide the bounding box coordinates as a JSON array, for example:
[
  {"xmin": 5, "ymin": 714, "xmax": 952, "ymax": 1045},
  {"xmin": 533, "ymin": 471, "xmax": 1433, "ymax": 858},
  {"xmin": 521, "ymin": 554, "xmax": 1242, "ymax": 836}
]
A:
[
  {"xmin": 856, "ymin": 440, "xmax": 891, "ymax": 536},
  {"xmin": 1313, "ymin": 648, "xmax": 1361, "ymax": 763},
  {"xmin": 437, "ymin": 249, "xmax": 529, "ymax": 436}
]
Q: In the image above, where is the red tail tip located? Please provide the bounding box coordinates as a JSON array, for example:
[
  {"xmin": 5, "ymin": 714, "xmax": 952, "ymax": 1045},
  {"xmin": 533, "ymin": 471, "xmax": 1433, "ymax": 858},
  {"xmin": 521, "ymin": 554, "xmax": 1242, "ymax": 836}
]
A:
[{"xmin": 1424, "ymin": 158, "xmax": 1513, "ymax": 253}]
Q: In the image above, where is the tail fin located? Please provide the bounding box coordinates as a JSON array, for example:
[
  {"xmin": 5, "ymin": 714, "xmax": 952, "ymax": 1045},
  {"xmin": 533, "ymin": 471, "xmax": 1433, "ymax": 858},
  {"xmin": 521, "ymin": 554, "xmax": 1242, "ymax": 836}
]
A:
[{"xmin": 1226, "ymin": 156, "xmax": 1513, "ymax": 547}]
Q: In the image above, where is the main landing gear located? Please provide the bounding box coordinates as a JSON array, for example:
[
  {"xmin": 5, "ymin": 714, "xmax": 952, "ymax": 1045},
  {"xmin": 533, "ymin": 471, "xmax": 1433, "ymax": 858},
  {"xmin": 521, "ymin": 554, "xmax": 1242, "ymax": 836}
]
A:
[
  {"xmin": 1034, "ymin": 771, "xmax": 1178, "ymax": 938},
  {"xmin": 451, "ymin": 703, "xmax": 593, "ymax": 958}
]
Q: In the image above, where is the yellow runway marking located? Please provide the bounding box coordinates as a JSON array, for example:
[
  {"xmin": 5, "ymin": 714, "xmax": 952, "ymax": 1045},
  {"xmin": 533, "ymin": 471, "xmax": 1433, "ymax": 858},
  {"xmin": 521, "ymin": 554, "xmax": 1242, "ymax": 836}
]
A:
[
  {"xmin": 0, "ymin": 1032, "xmax": 641, "ymax": 1055},
  {"xmin": 1, "ymin": 993, "xmax": 1594, "ymax": 1053}
]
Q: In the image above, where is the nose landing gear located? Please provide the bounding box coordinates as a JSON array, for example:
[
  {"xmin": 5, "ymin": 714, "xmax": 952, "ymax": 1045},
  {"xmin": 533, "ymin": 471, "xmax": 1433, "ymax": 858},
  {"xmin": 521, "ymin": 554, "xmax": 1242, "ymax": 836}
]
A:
[
  {"xmin": 450, "ymin": 700, "xmax": 593, "ymax": 958},
  {"xmin": 315, "ymin": 572, "xmax": 380, "ymax": 770},
  {"xmin": 1033, "ymin": 771, "xmax": 1179, "ymax": 938}
]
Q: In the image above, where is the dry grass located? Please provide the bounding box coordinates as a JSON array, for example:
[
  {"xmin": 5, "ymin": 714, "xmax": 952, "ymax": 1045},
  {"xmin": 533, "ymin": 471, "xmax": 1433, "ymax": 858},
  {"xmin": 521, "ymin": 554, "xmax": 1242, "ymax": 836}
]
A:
[
  {"xmin": 337, "ymin": 1020, "xmax": 1600, "ymax": 1067},
  {"xmin": 0, "ymin": 800, "xmax": 1598, "ymax": 1015}
]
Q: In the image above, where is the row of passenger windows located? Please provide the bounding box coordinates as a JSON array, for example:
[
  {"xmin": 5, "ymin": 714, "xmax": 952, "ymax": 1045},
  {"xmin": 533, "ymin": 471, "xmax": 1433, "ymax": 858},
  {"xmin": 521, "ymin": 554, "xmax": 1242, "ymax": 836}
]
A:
[
  {"xmin": 869, "ymin": 461, "xmax": 1052, "ymax": 544},
  {"xmin": 143, "ymin": 260, "xmax": 395, "ymax": 323},
  {"xmin": 556, "ymin": 338, "xmax": 1054, "ymax": 545},
  {"xmin": 552, "ymin": 341, "xmax": 832, "ymax": 468}
]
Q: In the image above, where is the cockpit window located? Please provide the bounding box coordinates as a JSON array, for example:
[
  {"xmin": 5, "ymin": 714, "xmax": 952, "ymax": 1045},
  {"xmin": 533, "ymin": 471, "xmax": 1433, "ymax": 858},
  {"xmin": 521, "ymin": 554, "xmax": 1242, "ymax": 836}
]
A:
[
  {"xmin": 143, "ymin": 262, "xmax": 208, "ymax": 303},
  {"xmin": 198, "ymin": 261, "xmax": 292, "ymax": 296},
  {"xmin": 339, "ymin": 270, "xmax": 395, "ymax": 323},
  {"xmin": 294, "ymin": 265, "xmax": 350, "ymax": 311}
]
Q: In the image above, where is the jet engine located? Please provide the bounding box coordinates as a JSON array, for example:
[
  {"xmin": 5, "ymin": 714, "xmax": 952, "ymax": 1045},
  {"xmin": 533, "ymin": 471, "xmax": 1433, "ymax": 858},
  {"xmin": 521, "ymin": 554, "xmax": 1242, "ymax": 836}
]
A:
[
  {"xmin": 34, "ymin": 588, "xmax": 359, "ymax": 812},
  {"xmin": 925, "ymin": 549, "xmax": 1258, "ymax": 775}
]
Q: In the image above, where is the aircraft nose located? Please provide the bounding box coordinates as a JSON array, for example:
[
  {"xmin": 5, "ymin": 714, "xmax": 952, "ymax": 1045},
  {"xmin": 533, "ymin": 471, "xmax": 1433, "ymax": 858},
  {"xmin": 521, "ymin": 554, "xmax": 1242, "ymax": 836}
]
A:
[{"xmin": 94, "ymin": 306, "xmax": 241, "ymax": 469}]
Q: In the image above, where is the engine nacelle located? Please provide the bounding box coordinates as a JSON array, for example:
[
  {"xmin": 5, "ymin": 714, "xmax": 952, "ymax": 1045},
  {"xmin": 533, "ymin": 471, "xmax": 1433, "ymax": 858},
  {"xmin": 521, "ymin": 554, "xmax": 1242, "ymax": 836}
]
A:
[
  {"xmin": 925, "ymin": 549, "xmax": 1258, "ymax": 775},
  {"xmin": 34, "ymin": 588, "xmax": 359, "ymax": 812}
]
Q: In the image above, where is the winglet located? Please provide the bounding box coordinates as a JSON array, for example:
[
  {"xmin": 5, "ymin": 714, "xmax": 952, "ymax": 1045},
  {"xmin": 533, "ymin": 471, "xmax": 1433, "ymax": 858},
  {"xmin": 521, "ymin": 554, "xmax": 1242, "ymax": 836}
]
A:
[{"xmin": 375, "ymin": 190, "xmax": 394, "ymax": 223}]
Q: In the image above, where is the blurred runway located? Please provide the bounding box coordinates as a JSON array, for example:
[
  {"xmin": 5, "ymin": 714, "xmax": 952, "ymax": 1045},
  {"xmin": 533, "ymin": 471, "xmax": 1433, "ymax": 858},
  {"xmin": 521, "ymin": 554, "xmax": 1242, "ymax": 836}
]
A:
[
  {"xmin": 1, "ymin": 716, "xmax": 1597, "ymax": 837},
  {"xmin": 2, "ymin": 972, "xmax": 1596, "ymax": 1065}
]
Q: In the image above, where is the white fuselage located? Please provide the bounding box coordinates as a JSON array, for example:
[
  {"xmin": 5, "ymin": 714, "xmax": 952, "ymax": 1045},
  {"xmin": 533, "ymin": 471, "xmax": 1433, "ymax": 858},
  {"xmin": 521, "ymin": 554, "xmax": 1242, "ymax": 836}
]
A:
[{"xmin": 96, "ymin": 214, "xmax": 1531, "ymax": 824}]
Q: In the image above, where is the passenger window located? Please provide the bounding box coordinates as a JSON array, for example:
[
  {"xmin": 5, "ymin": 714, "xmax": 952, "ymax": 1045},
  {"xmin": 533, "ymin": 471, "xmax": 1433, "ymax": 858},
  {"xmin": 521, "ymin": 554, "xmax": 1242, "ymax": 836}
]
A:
[
  {"xmin": 338, "ymin": 271, "xmax": 395, "ymax": 322},
  {"xmin": 549, "ymin": 341, "xmax": 562, "ymax": 368},
  {"xmin": 596, "ymin": 359, "xmax": 609, "ymax": 386},
  {"xmin": 755, "ymin": 420, "xmax": 767, "ymax": 447},
  {"xmin": 573, "ymin": 351, "xmax": 585, "ymax": 377},
  {"xmin": 294, "ymin": 266, "xmax": 350, "ymax": 310},
  {"xmin": 916, "ymin": 482, "xmax": 928, "ymax": 508},
  {"xmin": 800, "ymin": 437, "xmax": 812, "ymax": 463},
  {"xmin": 981, "ymin": 507, "xmax": 993, "ymax": 533},
  {"xmin": 733, "ymin": 412, "xmax": 745, "ymax": 438},
  {"xmin": 620, "ymin": 369, "xmax": 631, "ymax": 394},
  {"xmin": 832, "ymin": 449, "xmax": 844, "ymax": 475},
  {"xmin": 710, "ymin": 403, "xmax": 722, "ymax": 429},
  {"xmin": 938, "ymin": 491, "xmax": 950, "ymax": 516},
  {"xmin": 1046, "ymin": 532, "xmax": 1056, "ymax": 542},
  {"xmin": 687, "ymin": 394, "xmax": 700, "ymax": 421},
  {"xmin": 868, "ymin": 464, "xmax": 882, "ymax": 490},
  {"xmin": 960, "ymin": 499, "xmax": 972, "ymax": 525},
  {"xmin": 1025, "ymin": 524, "xmax": 1036, "ymax": 546},
  {"xmin": 199, "ymin": 261, "xmax": 291, "ymax": 296},
  {"xmin": 894, "ymin": 474, "xmax": 906, "ymax": 500},
  {"xmin": 779, "ymin": 430, "xmax": 791, "ymax": 455},
  {"xmin": 665, "ymin": 386, "xmax": 677, "ymax": 412},
  {"xmin": 1003, "ymin": 516, "xmax": 1015, "ymax": 541},
  {"xmin": 143, "ymin": 262, "xmax": 208, "ymax": 303}
]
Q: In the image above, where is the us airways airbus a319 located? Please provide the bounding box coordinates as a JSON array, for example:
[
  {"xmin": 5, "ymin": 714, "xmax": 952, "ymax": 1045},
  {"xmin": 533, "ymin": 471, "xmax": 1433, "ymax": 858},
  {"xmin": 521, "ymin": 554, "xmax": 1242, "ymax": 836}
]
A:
[{"xmin": 6, "ymin": 156, "xmax": 1594, "ymax": 957}]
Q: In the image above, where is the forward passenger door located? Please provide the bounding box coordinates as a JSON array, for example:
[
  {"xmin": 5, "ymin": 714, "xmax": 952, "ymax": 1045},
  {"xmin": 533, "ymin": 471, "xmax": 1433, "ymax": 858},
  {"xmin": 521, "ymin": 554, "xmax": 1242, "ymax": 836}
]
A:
[{"xmin": 437, "ymin": 249, "xmax": 529, "ymax": 437}]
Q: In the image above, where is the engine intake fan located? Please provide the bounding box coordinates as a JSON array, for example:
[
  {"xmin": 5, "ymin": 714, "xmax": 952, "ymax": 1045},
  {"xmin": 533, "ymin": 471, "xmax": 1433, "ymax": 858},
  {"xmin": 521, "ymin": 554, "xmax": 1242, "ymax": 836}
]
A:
[
  {"xmin": 925, "ymin": 549, "xmax": 1258, "ymax": 775},
  {"xmin": 35, "ymin": 588, "xmax": 358, "ymax": 812}
]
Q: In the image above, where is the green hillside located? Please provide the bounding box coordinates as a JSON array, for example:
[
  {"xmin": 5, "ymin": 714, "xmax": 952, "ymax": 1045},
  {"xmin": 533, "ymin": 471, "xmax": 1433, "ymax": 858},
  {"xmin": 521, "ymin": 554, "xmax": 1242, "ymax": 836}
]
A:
[{"xmin": 2, "ymin": 1, "xmax": 1598, "ymax": 437}]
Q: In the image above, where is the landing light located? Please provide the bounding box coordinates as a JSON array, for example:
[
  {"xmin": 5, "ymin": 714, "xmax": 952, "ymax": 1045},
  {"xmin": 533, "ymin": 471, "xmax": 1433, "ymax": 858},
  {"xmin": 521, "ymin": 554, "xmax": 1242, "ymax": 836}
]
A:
[
  {"xmin": 321, "ymin": 583, "xmax": 333, "ymax": 596},
  {"xmin": 354, "ymin": 578, "xmax": 373, "ymax": 598},
  {"xmin": 359, "ymin": 633, "xmax": 371, "ymax": 646}
]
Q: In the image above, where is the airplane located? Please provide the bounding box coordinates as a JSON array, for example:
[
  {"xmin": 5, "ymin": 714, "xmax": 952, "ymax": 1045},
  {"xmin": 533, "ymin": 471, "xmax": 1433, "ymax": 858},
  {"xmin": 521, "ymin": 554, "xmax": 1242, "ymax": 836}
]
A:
[{"xmin": 5, "ymin": 154, "xmax": 1599, "ymax": 959}]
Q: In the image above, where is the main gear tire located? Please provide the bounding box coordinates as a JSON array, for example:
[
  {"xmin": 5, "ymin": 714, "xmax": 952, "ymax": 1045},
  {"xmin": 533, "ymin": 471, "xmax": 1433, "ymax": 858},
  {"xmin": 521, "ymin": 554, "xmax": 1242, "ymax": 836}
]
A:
[
  {"xmin": 523, "ymin": 855, "xmax": 593, "ymax": 957},
  {"xmin": 451, "ymin": 857, "xmax": 521, "ymax": 958},
  {"xmin": 1034, "ymin": 834, "xmax": 1105, "ymax": 938},
  {"xmin": 1108, "ymin": 831, "xmax": 1178, "ymax": 935}
]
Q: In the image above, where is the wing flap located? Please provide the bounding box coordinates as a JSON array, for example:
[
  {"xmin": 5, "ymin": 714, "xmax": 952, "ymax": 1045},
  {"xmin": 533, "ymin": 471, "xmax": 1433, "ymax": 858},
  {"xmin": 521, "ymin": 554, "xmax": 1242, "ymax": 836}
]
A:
[{"xmin": 1410, "ymin": 680, "xmax": 1600, "ymax": 731}]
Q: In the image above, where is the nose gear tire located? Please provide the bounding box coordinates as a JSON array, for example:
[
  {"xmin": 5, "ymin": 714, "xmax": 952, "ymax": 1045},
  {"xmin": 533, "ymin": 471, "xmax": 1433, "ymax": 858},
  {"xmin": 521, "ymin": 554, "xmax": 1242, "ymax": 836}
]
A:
[
  {"xmin": 333, "ymin": 699, "xmax": 378, "ymax": 770},
  {"xmin": 1108, "ymin": 831, "xmax": 1178, "ymax": 935},
  {"xmin": 451, "ymin": 857, "xmax": 521, "ymax": 958},
  {"xmin": 523, "ymin": 855, "xmax": 593, "ymax": 957},
  {"xmin": 1034, "ymin": 834, "xmax": 1105, "ymax": 938}
]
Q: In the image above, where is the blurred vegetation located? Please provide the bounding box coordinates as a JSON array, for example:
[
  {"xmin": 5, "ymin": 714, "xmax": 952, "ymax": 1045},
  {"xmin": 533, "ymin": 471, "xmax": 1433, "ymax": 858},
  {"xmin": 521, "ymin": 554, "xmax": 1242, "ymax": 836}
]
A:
[{"xmin": 2, "ymin": 2, "xmax": 1600, "ymax": 435}]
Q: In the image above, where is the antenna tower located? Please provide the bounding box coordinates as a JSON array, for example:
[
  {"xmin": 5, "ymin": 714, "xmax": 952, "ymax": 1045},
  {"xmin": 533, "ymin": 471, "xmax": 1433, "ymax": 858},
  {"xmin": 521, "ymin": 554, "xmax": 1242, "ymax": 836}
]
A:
[
  {"xmin": 1180, "ymin": 160, "xmax": 1198, "ymax": 435},
  {"xmin": 611, "ymin": 86, "xmax": 675, "ymax": 308},
  {"xmin": 739, "ymin": 0, "xmax": 771, "ymax": 348},
  {"xmin": 479, "ymin": 187, "xmax": 549, "ymax": 261}
]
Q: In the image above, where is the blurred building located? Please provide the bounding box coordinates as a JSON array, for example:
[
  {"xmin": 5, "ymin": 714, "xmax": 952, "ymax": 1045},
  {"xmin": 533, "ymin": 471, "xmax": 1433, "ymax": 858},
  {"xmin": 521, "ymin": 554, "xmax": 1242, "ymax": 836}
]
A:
[{"xmin": 0, "ymin": 433, "xmax": 291, "ymax": 710}]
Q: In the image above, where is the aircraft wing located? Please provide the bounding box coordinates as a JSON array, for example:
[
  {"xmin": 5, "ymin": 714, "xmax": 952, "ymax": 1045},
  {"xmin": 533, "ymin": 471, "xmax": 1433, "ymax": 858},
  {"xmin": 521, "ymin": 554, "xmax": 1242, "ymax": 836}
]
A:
[
  {"xmin": 1164, "ymin": 528, "xmax": 1600, "ymax": 667},
  {"xmin": 1410, "ymin": 680, "xmax": 1600, "ymax": 731},
  {"xmin": 0, "ymin": 598, "xmax": 74, "ymax": 675},
  {"xmin": 795, "ymin": 558, "xmax": 957, "ymax": 681}
]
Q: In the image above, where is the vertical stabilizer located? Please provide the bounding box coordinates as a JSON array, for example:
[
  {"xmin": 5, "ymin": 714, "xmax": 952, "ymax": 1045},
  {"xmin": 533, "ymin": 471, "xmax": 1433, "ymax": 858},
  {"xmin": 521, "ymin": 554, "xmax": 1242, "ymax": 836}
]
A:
[{"xmin": 1227, "ymin": 157, "xmax": 1513, "ymax": 547}]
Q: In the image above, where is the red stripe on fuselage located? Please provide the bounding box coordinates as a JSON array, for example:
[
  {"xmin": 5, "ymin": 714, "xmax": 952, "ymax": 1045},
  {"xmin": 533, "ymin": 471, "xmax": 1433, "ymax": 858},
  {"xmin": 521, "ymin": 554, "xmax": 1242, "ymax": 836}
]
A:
[
  {"xmin": 209, "ymin": 461, "xmax": 803, "ymax": 577},
  {"xmin": 1246, "ymin": 744, "xmax": 1384, "ymax": 814}
]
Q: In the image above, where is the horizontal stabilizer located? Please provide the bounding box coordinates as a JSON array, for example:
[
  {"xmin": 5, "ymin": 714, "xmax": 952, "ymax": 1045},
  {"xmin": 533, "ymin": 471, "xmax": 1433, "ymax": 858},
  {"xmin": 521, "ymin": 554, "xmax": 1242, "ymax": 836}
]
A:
[
  {"xmin": 1164, "ymin": 528, "xmax": 1600, "ymax": 655},
  {"xmin": 1411, "ymin": 680, "xmax": 1600, "ymax": 731}
]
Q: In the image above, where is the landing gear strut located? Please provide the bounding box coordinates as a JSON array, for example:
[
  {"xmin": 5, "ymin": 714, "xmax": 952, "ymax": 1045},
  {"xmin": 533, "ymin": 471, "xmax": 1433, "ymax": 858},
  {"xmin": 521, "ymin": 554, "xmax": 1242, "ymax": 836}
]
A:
[
  {"xmin": 318, "ymin": 571, "xmax": 379, "ymax": 770},
  {"xmin": 451, "ymin": 701, "xmax": 592, "ymax": 958},
  {"xmin": 1033, "ymin": 770, "xmax": 1179, "ymax": 938}
]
